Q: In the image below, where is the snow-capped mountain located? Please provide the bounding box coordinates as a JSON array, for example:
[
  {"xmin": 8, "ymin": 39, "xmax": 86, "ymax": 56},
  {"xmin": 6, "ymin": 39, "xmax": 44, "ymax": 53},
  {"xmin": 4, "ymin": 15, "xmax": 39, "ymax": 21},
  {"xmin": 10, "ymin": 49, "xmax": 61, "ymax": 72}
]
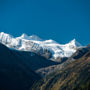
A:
[{"xmin": 0, "ymin": 32, "xmax": 82, "ymax": 60}]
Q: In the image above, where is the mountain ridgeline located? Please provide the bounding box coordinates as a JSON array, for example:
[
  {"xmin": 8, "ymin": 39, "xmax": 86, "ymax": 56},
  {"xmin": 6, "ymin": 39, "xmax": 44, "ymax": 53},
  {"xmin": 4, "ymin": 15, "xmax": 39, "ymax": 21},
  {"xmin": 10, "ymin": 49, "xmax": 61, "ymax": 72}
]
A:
[
  {"xmin": 0, "ymin": 32, "xmax": 90, "ymax": 90},
  {"xmin": 0, "ymin": 32, "xmax": 81, "ymax": 61}
]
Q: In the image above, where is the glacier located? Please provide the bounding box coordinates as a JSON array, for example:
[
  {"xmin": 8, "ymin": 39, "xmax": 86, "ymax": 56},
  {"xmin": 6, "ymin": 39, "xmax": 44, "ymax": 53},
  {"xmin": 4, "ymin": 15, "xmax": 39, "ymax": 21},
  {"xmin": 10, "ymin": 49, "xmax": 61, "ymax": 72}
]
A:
[{"xmin": 0, "ymin": 32, "xmax": 82, "ymax": 60}]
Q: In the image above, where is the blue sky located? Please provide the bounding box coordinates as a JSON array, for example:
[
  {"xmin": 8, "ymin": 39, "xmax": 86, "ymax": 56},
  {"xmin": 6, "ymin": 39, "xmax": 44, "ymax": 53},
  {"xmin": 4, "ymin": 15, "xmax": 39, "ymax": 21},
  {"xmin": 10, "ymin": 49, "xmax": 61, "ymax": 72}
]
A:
[{"xmin": 0, "ymin": 0, "xmax": 90, "ymax": 45}]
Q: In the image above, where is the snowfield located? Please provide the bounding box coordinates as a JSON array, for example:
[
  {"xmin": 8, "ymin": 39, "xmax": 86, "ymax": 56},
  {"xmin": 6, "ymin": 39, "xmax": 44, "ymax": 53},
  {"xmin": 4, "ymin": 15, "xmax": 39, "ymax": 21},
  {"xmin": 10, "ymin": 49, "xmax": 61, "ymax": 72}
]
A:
[{"xmin": 0, "ymin": 32, "xmax": 82, "ymax": 59}]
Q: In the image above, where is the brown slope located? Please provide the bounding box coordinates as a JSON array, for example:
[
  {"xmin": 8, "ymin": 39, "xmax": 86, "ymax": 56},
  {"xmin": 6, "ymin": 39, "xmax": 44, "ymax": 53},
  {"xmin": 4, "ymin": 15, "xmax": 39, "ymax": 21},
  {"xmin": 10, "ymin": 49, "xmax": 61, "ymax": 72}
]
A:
[{"xmin": 31, "ymin": 47, "xmax": 90, "ymax": 90}]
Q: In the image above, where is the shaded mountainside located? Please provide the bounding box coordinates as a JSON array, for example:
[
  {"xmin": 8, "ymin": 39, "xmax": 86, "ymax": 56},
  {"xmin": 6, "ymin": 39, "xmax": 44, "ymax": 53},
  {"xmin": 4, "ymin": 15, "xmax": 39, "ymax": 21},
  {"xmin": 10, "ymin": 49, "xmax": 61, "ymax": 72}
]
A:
[
  {"xmin": 31, "ymin": 47, "xmax": 90, "ymax": 90},
  {"xmin": 12, "ymin": 50, "xmax": 59, "ymax": 71},
  {"xmin": 0, "ymin": 43, "xmax": 60, "ymax": 90},
  {"xmin": 0, "ymin": 43, "xmax": 41, "ymax": 90}
]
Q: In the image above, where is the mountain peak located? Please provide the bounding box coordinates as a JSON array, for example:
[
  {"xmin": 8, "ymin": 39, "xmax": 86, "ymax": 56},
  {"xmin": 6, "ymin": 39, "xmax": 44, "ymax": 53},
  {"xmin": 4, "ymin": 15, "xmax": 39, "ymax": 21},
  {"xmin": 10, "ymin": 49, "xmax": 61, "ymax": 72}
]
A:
[
  {"xmin": 19, "ymin": 34, "xmax": 42, "ymax": 41},
  {"xmin": 69, "ymin": 39, "xmax": 81, "ymax": 47},
  {"xmin": 20, "ymin": 33, "xmax": 29, "ymax": 39},
  {"xmin": 0, "ymin": 32, "xmax": 13, "ymax": 43},
  {"xmin": 44, "ymin": 39, "xmax": 57, "ymax": 44},
  {"xmin": 71, "ymin": 38, "xmax": 76, "ymax": 42},
  {"xmin": 29, "ymin": 35, "xmax": 42, "ymax": 41},
  {"xmin": 0, "ymin": 32, "xmax": 5, "ymax": 35},
  {"xmin": 0, "ymin": 32, "xmax": 13, "ymax": 38},
  {"xmin": 0, "ymin": 32, "xmax": 12, "ymax": 37}
]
